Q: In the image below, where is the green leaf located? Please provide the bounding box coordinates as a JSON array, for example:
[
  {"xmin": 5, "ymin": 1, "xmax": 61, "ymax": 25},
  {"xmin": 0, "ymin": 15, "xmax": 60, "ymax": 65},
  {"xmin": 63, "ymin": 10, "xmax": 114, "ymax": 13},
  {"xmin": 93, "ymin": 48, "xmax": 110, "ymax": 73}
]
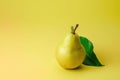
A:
[{"xmin": 80, "ymin": 36, "xmax": 103, "ymax": 66}]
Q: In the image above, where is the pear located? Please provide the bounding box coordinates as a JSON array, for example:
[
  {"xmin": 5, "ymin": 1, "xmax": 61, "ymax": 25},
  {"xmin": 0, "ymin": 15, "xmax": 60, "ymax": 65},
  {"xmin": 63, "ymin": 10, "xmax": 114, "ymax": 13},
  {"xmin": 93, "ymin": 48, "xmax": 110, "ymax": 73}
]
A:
[{"xmin": 56, "ymin": 24, "xmax": 86, "ymax": 69}]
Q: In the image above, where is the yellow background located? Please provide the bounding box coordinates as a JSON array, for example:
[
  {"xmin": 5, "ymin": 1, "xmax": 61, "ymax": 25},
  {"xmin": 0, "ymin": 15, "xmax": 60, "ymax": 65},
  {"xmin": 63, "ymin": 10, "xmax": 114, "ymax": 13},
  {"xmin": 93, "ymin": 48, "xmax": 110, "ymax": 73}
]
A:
[{"xmin": 0, "ymin": 0, "xmax": 120, "ymax": 80}]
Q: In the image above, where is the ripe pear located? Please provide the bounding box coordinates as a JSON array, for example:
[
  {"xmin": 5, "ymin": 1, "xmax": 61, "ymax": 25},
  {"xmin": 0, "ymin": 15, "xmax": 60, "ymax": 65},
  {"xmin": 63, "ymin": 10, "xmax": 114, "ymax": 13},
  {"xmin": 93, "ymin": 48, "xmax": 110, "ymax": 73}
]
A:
[{"xmin": 56, "ymin": 24, "xmax": 86, "ymax": 69}]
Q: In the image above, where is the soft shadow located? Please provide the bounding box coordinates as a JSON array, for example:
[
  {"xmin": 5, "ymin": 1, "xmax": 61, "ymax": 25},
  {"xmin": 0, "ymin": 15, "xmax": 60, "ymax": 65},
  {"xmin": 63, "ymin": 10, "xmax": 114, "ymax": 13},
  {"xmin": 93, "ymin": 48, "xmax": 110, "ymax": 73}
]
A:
[
  {"xmin": 63, "ymin": 65, "xmax": 91, "ymax": 72},
  {"xmin": 68, "ymin": 65, "xmax": 84, "ymax": 70}
]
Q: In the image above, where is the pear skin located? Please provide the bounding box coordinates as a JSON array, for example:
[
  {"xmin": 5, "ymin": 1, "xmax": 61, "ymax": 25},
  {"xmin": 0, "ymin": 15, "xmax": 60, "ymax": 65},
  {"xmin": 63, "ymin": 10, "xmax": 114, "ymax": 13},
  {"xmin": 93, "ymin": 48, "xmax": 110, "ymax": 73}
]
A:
[{"xmin": 56, "ymin": 24, "xmax": 86, "ymax": 69}]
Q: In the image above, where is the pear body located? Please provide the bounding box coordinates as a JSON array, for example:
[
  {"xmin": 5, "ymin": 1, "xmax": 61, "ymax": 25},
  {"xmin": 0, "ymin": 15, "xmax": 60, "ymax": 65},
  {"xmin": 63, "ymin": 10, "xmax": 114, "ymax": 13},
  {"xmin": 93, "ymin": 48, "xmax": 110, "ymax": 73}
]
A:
[{"xmin": 56, "ymin": 33, "xmax": 86, "ymax": 69}]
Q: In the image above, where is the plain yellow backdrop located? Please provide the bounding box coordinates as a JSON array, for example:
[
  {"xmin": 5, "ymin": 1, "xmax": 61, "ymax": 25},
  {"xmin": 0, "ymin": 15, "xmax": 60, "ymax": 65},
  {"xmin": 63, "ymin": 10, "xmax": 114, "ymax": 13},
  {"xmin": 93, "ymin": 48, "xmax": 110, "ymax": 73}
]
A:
[{"xmin": 0, "ymin": 0, "xmax": 120, "ymax": 80}]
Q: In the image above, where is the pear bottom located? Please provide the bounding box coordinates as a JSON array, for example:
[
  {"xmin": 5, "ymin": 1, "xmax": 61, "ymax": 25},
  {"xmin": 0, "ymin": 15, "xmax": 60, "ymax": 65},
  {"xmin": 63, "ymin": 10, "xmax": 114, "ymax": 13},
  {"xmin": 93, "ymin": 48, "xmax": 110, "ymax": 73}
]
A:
[
  {"xmin": 61, "ymin": 65, "xmax": 80, "ymax": 70},
  {"xmin": 57, "ymin": 58, "xmax": 85, "ymax": 70},
  {"xmin": 56, "ymin": 48, "xmax": 86, "ymax": 70}
]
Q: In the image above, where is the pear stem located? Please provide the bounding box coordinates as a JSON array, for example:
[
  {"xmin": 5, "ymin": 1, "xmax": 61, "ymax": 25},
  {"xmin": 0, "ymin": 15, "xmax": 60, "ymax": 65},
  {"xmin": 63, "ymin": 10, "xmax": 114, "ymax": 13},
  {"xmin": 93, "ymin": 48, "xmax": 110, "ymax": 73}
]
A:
[{"xmin": 72, "ymin": 24, "xmax": 79, "ymax": 34}]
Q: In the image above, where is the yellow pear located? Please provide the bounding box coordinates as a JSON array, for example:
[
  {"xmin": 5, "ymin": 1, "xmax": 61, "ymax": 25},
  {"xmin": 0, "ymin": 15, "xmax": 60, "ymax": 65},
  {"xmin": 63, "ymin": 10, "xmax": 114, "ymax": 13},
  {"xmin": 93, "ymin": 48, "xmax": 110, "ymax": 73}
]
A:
[{"xmin": 56, "ymin": 24, "xmax": 86, "ymax": 69}]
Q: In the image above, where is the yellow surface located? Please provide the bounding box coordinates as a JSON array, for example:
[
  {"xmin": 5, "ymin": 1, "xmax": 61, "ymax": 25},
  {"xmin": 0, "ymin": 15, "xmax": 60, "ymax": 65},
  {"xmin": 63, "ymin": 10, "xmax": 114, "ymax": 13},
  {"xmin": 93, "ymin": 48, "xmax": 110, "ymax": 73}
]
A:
[{"xmin": 0, "ymin": 0, "xmax": 120, "ymax": 80}]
